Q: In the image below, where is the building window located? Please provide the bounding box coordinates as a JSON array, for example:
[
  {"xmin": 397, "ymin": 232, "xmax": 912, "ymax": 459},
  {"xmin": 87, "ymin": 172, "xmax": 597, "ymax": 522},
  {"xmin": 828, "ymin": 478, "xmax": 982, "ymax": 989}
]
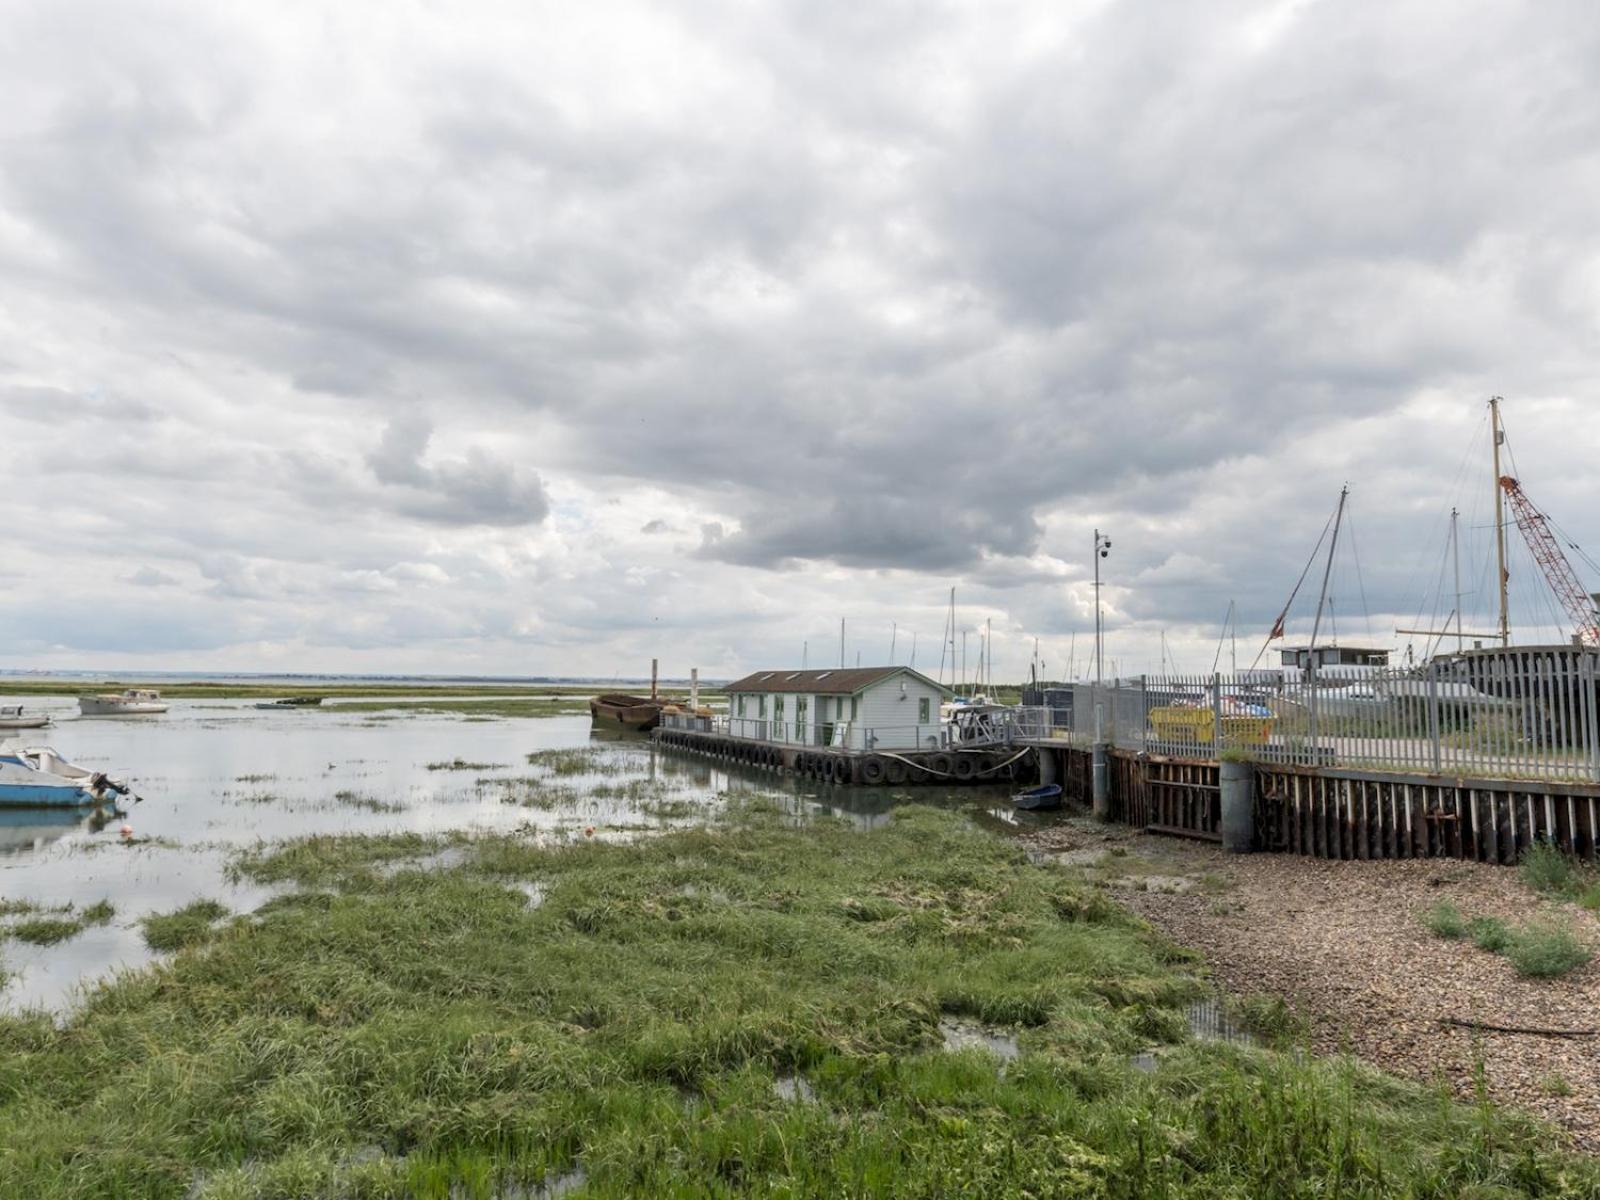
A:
[
  {"xmin": 737, "ymin": 695, "xmax": 746, "ymax": 718},
  {"xmin": 850, "ymin": 696, "xmax": 859, "ymax": 720},
  {"xmin": 796, "ymin": 697, "xmax": 808, "ymax": 738},
  {"xmin": 759, "ymin": 695, "xmax": 767, "ymax": 718},
  {"xmin": 918, "ymin": 697, "xmax": 930, "ymax": 723}
]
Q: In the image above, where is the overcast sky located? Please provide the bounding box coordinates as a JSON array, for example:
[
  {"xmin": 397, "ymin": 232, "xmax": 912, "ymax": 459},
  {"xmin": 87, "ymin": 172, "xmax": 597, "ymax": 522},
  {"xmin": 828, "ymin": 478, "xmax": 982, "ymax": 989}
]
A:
[{"xmin": 4, "ymin": 0, "xmax": 1600, "ymax": 681}]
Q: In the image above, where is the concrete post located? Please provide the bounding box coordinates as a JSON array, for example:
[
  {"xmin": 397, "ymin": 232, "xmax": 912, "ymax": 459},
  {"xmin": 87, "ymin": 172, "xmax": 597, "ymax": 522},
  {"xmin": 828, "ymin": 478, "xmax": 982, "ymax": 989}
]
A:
[
  {"xmin": 1220, "ymin": 758, "xmax": 1254, "ymax": 853},
  {"xmin": 651, "ymin": 658, "xmax": 659, "ymax": 701},
  {"xmin": 690, "ymin": 668, "xmax": 699, "ymax": 711},
  {"xmin": 1038, "ymin": 747, "xmax": 1058, "ymax": 787},
  {"xmin": 1091, "ymin": 742, "xmax": 1111, "ymax": 822}
]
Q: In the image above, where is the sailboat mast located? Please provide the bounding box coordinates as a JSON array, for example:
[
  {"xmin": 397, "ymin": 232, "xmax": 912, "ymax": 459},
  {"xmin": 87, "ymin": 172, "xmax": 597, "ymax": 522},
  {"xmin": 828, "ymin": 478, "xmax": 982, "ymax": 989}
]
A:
[
  {"xmin": 1451, "ymin": 507, "xmax": 1464, "ymax": 654},
  {"xmin": 1308, "ymin": 487, "xmax": 1348, "ymax": 655},
  {"xmin": 1490, "ymin": 396, "xmax": 1511, "ymax": 644}
]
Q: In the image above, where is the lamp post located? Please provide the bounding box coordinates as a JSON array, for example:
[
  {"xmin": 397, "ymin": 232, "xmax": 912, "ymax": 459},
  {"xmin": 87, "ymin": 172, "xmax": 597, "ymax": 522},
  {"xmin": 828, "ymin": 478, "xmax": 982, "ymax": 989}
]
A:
[{"xmin": 1093, "ymin": 529, "xmax": 1112, "ymax": 687}]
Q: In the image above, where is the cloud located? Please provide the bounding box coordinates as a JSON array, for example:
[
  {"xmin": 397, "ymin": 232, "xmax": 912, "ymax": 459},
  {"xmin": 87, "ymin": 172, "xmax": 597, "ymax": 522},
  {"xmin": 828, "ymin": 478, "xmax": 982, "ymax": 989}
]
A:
[
  {"xmin": 367, "ymin": 417, "xmax": 549, "ymax": 527},
  {"xmin": 1, "ymin": 0, "xmax": 1598, "ymax": 677}
]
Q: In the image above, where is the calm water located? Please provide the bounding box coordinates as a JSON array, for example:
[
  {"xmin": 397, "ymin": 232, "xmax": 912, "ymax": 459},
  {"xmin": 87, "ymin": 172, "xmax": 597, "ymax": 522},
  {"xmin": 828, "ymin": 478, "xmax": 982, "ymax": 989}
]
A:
[{"xmin": 0, "ymin": 695, "xmax": 1026, "ymax": 1013}]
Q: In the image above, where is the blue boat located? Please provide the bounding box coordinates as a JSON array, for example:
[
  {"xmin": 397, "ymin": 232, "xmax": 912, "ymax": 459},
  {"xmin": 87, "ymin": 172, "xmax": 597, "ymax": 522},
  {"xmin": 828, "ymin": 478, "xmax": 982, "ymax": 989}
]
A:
[
  {"xmin": 1012, "ymin": 783, "xmax": 1063, "ymax": 812},
  {"xmin": 0, "ymin": 742, "xmax": 132, "ymax": 808}
]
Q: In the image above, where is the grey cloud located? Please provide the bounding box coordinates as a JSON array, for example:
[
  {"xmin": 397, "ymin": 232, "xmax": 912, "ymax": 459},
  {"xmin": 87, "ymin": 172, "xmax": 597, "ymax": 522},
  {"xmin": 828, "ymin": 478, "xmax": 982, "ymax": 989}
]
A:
[
  {"xmin": 368, "ymin": 418, "xmax": 549, "ymax": 527},
  {"xmin": 125, "ymin": 566, "xmax": 180, "ymax": 587}
]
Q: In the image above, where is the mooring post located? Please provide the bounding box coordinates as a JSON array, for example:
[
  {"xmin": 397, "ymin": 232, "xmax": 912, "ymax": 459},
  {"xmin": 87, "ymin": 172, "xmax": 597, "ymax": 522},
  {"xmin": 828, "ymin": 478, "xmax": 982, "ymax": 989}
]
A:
[
  {"xmin": 651, "ymin": 658, "xmax": 659, "ymax": 702},
  {"xmin": 1091, "ymin": 743, "xmax": 1110, "ymax": 821},
  {"xmin": 1220, "ymin": 758, "xmax": 1254, "ymax": 852},
  {"xmin": 690, "ymin": 668, "xmax": 699, "ymax": 712},
  {"xmin": 1038, "ymin": 747, "xmax": 1058, "ymax": 787}
]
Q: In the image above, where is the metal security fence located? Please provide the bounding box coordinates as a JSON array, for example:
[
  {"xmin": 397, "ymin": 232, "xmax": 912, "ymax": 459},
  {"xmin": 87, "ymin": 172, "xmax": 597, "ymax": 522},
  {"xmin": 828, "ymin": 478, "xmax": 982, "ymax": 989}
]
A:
[{"xmin": 1012, "ymin": 650, "xmax": 1600, "ymax": 784}]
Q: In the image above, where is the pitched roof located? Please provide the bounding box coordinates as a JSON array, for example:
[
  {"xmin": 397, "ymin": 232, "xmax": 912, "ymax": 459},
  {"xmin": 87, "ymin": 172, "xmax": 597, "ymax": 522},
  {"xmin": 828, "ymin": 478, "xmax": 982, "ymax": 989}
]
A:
[{"xmin": 724, "ymin": 666, "xmax": 951, "ymax": 696}]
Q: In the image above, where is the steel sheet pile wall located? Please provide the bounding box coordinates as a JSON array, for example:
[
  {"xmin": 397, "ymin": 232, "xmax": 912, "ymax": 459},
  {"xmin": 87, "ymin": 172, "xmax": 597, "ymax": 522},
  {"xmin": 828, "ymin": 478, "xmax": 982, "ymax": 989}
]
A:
[{"xmin": 1255, "ymin": 767, "xmax": 1600, "ymax": 863}]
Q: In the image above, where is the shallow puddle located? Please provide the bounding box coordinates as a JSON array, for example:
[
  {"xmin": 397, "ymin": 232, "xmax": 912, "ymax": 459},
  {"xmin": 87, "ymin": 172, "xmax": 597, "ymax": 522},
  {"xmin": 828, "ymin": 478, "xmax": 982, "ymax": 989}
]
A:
[
  {"xmin": 940, "ymin": 1018, "xmax": 1021, "ymax": 1060},
  {"xmin": 774, "ymin": 1073, "xmax": 817, "ymax": 1102}
]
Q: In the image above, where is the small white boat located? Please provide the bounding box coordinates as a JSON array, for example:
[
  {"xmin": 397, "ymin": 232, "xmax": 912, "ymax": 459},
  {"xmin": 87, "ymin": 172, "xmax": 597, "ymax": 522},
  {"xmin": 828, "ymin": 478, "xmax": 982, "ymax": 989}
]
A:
[
  {"xmin": 79, "ymin": 689, "xmax": 168, "ymax": 716},
  {"xmin": 0, "ymin": 741, "xmax": 133, "ymax": 807},
  {"xmin": 0, "ymin": 705, "xmax": 51, "ymax": 730}
]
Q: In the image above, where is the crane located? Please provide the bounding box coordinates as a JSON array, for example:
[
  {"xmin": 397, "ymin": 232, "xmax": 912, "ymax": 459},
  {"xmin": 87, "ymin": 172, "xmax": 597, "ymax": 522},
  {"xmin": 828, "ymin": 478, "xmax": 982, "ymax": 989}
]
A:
[{"xmin": 1498, "ymin": 475, "xmax": 1600, "ymax": 646}]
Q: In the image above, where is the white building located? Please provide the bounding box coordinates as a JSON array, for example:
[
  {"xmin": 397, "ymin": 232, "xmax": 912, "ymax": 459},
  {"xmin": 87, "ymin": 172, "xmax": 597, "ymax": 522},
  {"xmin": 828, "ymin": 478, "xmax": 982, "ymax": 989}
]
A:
[{"xmin": 723, "ymin": 666, "xmax": 952, "ymax": 751}]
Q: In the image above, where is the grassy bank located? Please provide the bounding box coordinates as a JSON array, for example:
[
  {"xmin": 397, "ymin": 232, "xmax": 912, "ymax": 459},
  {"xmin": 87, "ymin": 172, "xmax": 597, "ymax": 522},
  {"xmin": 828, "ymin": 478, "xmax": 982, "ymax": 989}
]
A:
[{"xmin": 1, "ymin": 805, "xmax": 1595, "ymax": 1198}]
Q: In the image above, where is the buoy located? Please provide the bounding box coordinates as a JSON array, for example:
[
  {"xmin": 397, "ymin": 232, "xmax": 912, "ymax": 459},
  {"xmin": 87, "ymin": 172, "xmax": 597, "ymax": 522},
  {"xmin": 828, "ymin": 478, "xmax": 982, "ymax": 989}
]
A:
[
  {"xmin": 119, "ymin": 824, "xmax": 133, "ymax": 839},
  {"xmin": 584, "ymin": 825, "xmax": 595, "ymax": 837}
]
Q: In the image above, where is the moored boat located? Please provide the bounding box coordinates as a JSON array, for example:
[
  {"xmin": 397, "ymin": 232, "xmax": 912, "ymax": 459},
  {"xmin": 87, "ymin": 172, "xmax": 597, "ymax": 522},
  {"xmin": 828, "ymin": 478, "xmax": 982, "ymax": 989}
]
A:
[
  {"xmin": 0, "ymin": 742, "xmax": 133, "ymax": 807},
  {"xmin": 1012, "ymin": 783, "xmax": 1063, "ymax": 811},
  {"xmin": 589, "ymin": 693, "xmax": 664, "ymax": 731},
  {"xmin": 79, "ymin": 689, "xmax": 168, "ymax": 716},
  {"xmin": 0, "ymin": 705, "xmax": 51, "ymax": 730}
]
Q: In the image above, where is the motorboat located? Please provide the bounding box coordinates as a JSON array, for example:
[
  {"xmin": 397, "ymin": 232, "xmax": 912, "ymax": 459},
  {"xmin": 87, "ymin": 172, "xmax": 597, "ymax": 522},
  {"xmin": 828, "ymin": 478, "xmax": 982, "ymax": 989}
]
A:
[
  {"xmin": 0, "ymin": 705, "xmax": 51, "ymax": 730},
  {"xmin": 589, "ymin": 694, "xmax": 663, "ymax": 731},
  {"xmin": 79, "ymin": 689, "xmax": 168, "ymax": 716},
  {"xmin": 0, "ymin": 741, "xmax": 134, "ymax": 807}
]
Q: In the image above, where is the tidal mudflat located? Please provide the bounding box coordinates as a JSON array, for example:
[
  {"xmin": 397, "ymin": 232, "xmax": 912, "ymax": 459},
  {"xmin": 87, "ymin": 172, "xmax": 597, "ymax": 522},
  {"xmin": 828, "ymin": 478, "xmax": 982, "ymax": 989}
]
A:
[{"xmin": 1, "ymin": 698, "xmax": 1596, "ymax": 1197}]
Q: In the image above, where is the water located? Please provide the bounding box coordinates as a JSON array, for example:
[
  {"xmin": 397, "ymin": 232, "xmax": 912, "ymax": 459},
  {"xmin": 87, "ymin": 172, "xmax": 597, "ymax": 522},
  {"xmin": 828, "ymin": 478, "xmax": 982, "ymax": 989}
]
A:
[{"xmin": 0, "ymin": 695, "xmax": 1020, "ymax": 1013}]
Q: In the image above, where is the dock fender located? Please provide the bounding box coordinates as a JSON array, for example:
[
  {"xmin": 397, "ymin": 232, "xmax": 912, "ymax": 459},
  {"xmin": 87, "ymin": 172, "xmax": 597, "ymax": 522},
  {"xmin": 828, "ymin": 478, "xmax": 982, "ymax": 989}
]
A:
[
  {"xmin": 884, "ymin": 758, "xmax": 908, "ymax": 785},
  {"xmin": 928, "ymin": 752, "xmax": 953, "ymax": 776},
  {"xmin": 860, "ymin": 756, "xmax": 887, "ymax": 785},
  {"xmin": 833, "ymin": 757, "xmax": 854, "ymax": 785},
  {"xmin": 952, "ymin": 756, "xmax": 976, "ymax": 782}
]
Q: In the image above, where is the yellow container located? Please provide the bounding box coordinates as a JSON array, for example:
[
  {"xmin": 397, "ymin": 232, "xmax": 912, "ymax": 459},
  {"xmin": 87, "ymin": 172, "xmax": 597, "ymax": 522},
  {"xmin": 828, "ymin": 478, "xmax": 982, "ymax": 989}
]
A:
[
  {"xmin": 1148, "ymin": 708, "xmax": 1276, "ymax": 746},
  {"xmin": 1148, "ymin": 707, "xmax": 1213, "ymax": 742}
]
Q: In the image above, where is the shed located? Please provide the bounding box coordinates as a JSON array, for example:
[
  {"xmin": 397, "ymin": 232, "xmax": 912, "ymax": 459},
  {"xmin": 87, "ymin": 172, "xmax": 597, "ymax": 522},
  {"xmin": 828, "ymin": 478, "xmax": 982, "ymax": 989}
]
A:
[{"xmin": 723, "ymin": 666, "xmax": 952, "ymax": 751}]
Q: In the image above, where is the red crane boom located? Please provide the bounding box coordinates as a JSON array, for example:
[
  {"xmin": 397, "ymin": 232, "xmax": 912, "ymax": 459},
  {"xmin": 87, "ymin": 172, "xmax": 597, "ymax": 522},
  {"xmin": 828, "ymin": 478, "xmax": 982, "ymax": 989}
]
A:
[{"xmin": 1498, "ymin": 475, "xmax": 1600, "ymax": 646}]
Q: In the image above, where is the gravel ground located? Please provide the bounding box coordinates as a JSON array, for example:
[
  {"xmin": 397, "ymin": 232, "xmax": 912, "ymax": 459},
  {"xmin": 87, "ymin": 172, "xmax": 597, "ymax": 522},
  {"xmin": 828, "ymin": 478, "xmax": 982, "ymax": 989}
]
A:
[{"xmin": 1023, "ymin": 820, "xmax": 1600, "ymax": 1152}]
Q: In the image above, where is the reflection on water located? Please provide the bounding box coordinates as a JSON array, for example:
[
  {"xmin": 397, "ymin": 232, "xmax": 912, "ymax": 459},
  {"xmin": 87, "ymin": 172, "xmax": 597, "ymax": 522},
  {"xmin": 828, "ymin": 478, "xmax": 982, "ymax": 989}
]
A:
[{"xmin": 0, "ymin": 696, "xmax": 1025, "ymax": 1014}]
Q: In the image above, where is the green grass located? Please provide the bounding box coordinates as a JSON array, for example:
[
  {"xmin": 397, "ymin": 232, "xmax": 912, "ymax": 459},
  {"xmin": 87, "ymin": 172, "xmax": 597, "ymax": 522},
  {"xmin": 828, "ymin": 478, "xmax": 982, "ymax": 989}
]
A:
[
  {"xmin": 1519, "ymin": 841, "xmax": 1581, "ymax": 897},
  {"xmin": 1422, "ymin": 900, "xmax": 1468, "ymax": 939},
  {"xmin": 0, "ymin": 805, "xmax": 1592, "ymax": 1197},
  {"xmin": 141, "ymin": 900, "xmax": 231, "ymax": 952},
  {"xmin": 1501, "ymin": 919, "xmax": 1593, "ymax": 979},
  {"xmin": 1467, "ymin": 915, "xmax": 1513, "ymax": 953}
]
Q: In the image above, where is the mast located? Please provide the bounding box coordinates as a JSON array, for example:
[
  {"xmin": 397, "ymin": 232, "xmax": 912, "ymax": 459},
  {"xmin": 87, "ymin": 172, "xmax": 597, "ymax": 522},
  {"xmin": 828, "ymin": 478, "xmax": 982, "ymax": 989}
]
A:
[
  {"xmin": 1308, "ymin": 486, "xmax": 1348, "ymax": 656},
  {"xmin": 1490, "ymin": 396, "xmax": 1510, "ymax": 644},
  {"xmin": 1451, "ymin": 507, "xmax": 1464, "ymax": 654},
  {"xmin": 840, "ymin": 618, "xmax": 845, "ymax": 669}
]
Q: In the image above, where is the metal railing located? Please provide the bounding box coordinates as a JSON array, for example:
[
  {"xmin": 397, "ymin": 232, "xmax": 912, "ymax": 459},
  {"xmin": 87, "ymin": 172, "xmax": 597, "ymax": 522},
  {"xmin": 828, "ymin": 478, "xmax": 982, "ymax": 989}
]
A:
[
  {"xmin": 659, "ymin": 709, "xmax": 1022, "ymax": 754},
  {"xmin": 1011, "ymin": 650, "xmax": 1600, "ymax": 784}
]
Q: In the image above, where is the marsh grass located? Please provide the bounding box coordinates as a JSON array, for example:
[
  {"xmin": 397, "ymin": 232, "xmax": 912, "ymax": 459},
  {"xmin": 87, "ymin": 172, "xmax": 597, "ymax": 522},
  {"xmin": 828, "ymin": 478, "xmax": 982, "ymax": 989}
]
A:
[
  {"xmin": 525, "ymin": 748, "xmax": 608, "ymax": 776},
  {"xmin": 142, "ymin": 900, "xmax": 230, "ymax": 951},
  {"xmin": 4, "ymin": 898, "xmax": 117, "ymax": 945},
  {"xmin": 331, "ymin": 789, "xmax": 406, "ymax": 814},
  {"xmin": 0, "ymin": 808, "xmax": 1594, "ymax": 1198},
  {"xmin": 426, "ymin": 758, "xmax": 505, "ymax": 772}
]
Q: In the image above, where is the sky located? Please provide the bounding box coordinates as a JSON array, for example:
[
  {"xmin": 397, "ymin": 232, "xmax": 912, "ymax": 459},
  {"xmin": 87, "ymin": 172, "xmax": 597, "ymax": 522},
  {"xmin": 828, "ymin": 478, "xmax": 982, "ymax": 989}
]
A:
[{"xmin": 4, "ymin": 0, "xmax": 1600, "ymax": 682}]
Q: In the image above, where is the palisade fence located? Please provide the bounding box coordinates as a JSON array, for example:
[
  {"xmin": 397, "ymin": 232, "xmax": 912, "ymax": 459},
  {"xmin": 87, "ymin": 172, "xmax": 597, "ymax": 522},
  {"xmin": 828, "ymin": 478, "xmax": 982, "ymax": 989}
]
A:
[{"xmin": 1015, "ymin": 649, "xmax": 1600, "ymax": 784}]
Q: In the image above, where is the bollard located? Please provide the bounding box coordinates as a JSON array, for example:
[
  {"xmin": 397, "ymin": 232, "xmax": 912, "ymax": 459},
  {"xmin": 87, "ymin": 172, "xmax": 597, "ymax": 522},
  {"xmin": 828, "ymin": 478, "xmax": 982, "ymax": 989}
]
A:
[
  {"xmin": 1220, "ymin": 758, "xmax": 1254, "ymax": 853},
  {"xmin": 1091, "ymin": 742, "xmax": 1110, "ymax": 821}
]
